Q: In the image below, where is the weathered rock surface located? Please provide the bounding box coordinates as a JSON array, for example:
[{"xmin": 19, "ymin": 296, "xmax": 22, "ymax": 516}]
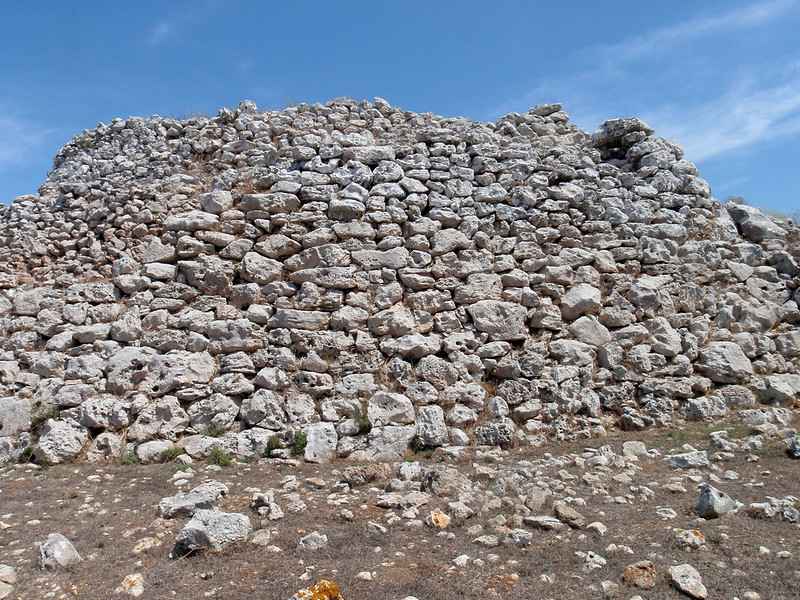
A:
[
  {"xmin": 172, "ymin": 509, "xmax": 252, "ymax": 556},
  {"xmin": 158, "ymin": 480, "xmax": 228, "ymax": 518},
  {"xmin": 669, "ymin": 563, "xmax": 707, "ymax": 599},
  {"xmin": 695, "ymin": 483, "xmax": 739, "ymax": 519},
  {"xmin": 39, "ymin": 533, "xmax": 82, "ymax": 569}
]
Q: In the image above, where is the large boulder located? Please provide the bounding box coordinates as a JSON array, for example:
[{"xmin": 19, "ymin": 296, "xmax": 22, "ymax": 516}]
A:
[
  {"xmin": 560, "ymin": 284, "xmax": 602, "ymax": 321},
  {"xmin": 775, "ymin": 331, "xmax": 800, "ymax": 358},
  {"xmin": 415, "ymin": 405, "xmax": 448, "ymax": 448},
  {"xmin": 135, "ymin": 440, "xmax": 176, "ymax": 463},
  {"xmin": 0, "ymin": 397, "xmax": 31, "ymax": 437},
  {"xmin": 726, "ymin": 202, "xmax": 786, "ymax": 242},
  {"xmin": 568, "ymin": 316, "xmax": 611, "ymax": 346},
  {"xmin": 164, "ymin": 210, "xmax": 219, "ymax": 232},
  {"xmin": 467, "ymin": 301, "xmax": 528, "ymax": 341},
  {"xmin": 39, "ymin": 533, "xmax": 82, "ymax": 569},
  {"xmin": 695, "ymin": 484, "xmax": 739, "ymax": 519},
  {"xmin": 159, "ymin": 481, "xmax": 229, "ymax": 518},
  {"xmin": 303, "ymin": 422, "xmax": 338, "ymax": 463},
  {"xmin": 127, "ymin": 396, "xmax": 190, "ymax": 442},
  {"xmin": 33, "ymin": 419, "xmax": 89, "ymax": 465},
  {"xmin": 187, "ymin": 394, "xmax": 239, "ymax": 434},
  {"xmin": 758, "ymin": 374, "xmax": 800, "ymax": 405},
  {"xmin": 240, "ymin": 252, "xmax": 283, "ymax": 284},
  {"xmin": 697, "ymin": 342, "xmax": 753, "ymax": 383},
  {"xmin": 367, "ymin": 391, "xmax": 415, "ymax": 426},
  {"xmin": 172, "ymin": 510, "xmax": 252, "ymax": 557}
]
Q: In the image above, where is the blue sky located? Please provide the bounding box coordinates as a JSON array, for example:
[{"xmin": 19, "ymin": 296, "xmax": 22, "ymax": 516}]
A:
[{"xmin": 1, "ymin": 1, "xmax": 799, "ymax": 214}]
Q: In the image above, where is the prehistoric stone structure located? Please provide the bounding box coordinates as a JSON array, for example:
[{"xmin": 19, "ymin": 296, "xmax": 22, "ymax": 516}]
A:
[{"xmin": 0, "ymin": 98, "xmax": 798, "ymax": 465}]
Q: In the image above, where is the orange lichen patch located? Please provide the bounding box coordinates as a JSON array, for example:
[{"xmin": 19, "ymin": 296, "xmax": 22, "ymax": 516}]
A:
[
  {"xmin": 292, "ymin": 579, "xmax": 344, "ymax": 600},
  {"xmin": 427, "ymin": 509, "xmax": 451, "ymax": 529},
  {"xmin": 622, "ymin": 560, "xmax": 657, "ymax": 589},
  {"xmin": 674, "ymin": 528, "xmax": 706, "ymax": 550}
]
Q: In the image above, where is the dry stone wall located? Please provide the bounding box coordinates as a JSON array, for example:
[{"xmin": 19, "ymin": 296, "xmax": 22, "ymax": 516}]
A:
[{"xmin": 0, "ymin": 98, "xmax": 798, "ymax": 465}]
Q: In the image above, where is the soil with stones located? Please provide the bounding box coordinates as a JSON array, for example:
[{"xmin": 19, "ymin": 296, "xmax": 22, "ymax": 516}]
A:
[{"xmin": 1, "ymin": 422, "xmax": 798, "ymax": 600}]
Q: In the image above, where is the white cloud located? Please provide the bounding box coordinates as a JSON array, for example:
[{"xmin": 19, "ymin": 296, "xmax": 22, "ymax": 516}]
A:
[
  {"xmin": 0, "ymin": 114, "xmax": 53, "ymax": 169},
  {"xmin": 146, "ymin": 21, "xmax": 172, "ymax": 46},
  {"xmin": 145, "ymin": 1, "xmax": 221, "ymax": 46},
  {"xmin": 489, "ymin": 1, "xmax": 800, "ymax": 165},
  {"xmin": 595, "ymin": 0, "xmax": 796, "ymax": 64},
  {"xmin": 645, "ymin": 68, "xmax": 800, "ymax": 162}
]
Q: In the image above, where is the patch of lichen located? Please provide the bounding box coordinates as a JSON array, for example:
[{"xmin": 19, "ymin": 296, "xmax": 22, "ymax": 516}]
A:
[{"xmin": 295, "ymin": 579, "xmax": 343, "ymax": 600}]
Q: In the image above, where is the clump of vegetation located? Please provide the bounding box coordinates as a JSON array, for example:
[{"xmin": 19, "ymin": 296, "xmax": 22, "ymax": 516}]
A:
[
  {"xmin": 404, "ymin": 442, "xmax": 434, "ymax": 462},
  {"xmin": 207, "ymin": 446, "xmax": 233, "ymax": 467},
  {"xmin": 291, "ymin": 430, "xmax": 308, "ymax": 456},
  {"xmin": 265, "ymin": 434, "xmax": 283, "ymax": 457},
  {"xmin": 30, "ymin": 404, "xmax": 59, "ymax": 431},
  {"xmin": 204, "ymin": 423, "xmax": 227, "ymax": 438},
  {"xmin": 410, "ymin": 435, "xmax": 427, "ymax": 453},
  {"xmin": 18, "ymin": 446, "xmax": 34, "ymax": 464},
  {"xmin": 354, "ymin": 405, "xmax": 372, "ymax": 435},
  {"xmin": 160, "ymin": 446, "xmax": 184, "ymax": 463},
  {"xmin": 120, "ymin": 450, "xmax": 140, "ymax": 465}
]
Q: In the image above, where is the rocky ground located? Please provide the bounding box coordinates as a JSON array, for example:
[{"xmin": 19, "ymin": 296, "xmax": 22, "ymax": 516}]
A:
[{"xmin": 1, "ymin": 420, "xmax": 798, "ymax": 600}]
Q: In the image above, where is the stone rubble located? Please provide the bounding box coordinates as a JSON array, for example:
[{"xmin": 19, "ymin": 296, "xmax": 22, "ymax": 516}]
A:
[
  {"xmin": 0, "ymin": 97, "xmax": 796, "ymax": 466},
  {"xmin": 0, "ymin": 565, "xmax": 16, "ymax": 600},
  {"xmin": 1, "ymin": 421, "xmax": 799, "ymax": 597}
]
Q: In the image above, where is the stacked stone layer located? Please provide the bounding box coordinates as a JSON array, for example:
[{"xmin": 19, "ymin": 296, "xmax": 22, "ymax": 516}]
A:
[{"xmin": 0, "ymin": 98, "xmax": 798, "ymax": 464}]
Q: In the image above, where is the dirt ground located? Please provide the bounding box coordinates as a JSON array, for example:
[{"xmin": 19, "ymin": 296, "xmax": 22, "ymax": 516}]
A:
[{"xmin": 1, "ymin": 423, "xmax": 798, "ymax": 600}]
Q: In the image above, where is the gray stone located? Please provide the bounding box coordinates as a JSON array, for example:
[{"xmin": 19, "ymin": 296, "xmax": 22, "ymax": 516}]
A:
[
  {"xmin": 667, "ymin": 450, "xmax": 709, "ymax": 469},
  {"xmin": 760, "ymin": 374, "xmax": 800, "ymax": 405},
  {"xmin": 775, "ymin": 331, "xmax": 800, "ymax": 358},
  {"xmin": 474, "ymin": 419, "xmax": 516, "ymax": 448},
  {"xmin": 695, "ymin": 483, "xmax": 739, "ymax": 518},
  {"xmin": 34, "ymin": 419, "xmax": 89, "ymax": 465},
  {"xmin": 697, "ymin": 342, "xmax": 753, "ymax": 383},
  {"xmin": 86, "ymin": 432, "xmax": 124, "ymax": 462},
  {"xmin": 0, "ymin": 397, "xmax": 31, "ymax": 436},
  {"xmin": 135, "ymin": 440, "xmax": 176, "ymax": 463},
  {"xmin": 164, "ymin": 210, "xmax": 219, "ymax": 232},
  {"xmin": 787, "ymin": 434, "xmax": 800, "ymax": 459},
  {"xmin": 368, "ymin": 391, "xmax": 415, "ymax": 426},
  {"xmin": 128, "ymin": 396, "xmax": 190, "ymax": 441},
  {"xmin": 268, "ymin": 309, "xmax": 330, "ymax": 331},
  {"xmin": 669, "ymin": 563, "xmax": 707, "ymax": 599},
  {"xmin": 172, "ymin": 510, "xmax": 252, "ymax": 556},
  {"xmin": 467, "ymin": 300, "xmax": 528, "ymax": 341},
  {"xmin": 303, "ymin": 422, "xmax": 338, "ymax": 463},
  {"xmin": 199, "ymin": 191, "xmax": 233, "ymax": 214},
  {"xmin": 297, "ymin": 531, "xmax": 328, "ymax": 551},
  {"xmin": 726, "ymin": 202, "xmax": 786, "ymax": 242},
  {"xmin": 159, "ymin": 481, "xmax": 229, "ymax": 518},
  {"xmin": 622, "ymin": 440, "xmax": 648, "ymax": 458},
  {"xmin": 187, "ymin": 394, "xmax": 239, "ymax": 434},
  {"xmin": 568, "ymin": 315, "xmax": 611, "ymax": 346},
  {"xmin": 240, "ymin": 252, "xmax": 283, "ymax": 284},
  {"xmin": 39, "ymin": 533, "xmax": 82, "ymax": 569},
  {"xmin": 415, "ymin": 405, "xmax": 448, "ymax": 448},
  {"xmin": 560, "ymin": 284, "xmax": 602, "ymax": 321}
]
